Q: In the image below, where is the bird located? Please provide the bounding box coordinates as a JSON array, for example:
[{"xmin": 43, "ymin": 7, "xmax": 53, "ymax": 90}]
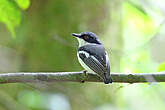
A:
[{"xmin": 72, "ymin": 32, "xmax": 112, "ymax": 84}]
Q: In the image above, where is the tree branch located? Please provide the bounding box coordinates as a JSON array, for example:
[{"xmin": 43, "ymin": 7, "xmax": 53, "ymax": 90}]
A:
[{"xmin": 0, "ymin": 72, "xmax": 165, "ymax": 84}]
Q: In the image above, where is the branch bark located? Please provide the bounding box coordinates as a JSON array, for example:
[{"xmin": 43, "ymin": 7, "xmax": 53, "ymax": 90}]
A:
[{"xmin": 0, "ymin": 72, "xmax": 165, "ymax": 84}]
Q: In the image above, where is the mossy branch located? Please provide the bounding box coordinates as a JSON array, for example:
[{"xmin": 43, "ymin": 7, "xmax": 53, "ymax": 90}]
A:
[{"xmin": 0, "ymin": 72, "xmax": 165, "ymax": 84}]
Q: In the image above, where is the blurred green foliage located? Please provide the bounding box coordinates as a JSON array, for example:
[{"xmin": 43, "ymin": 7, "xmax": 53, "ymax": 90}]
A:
[
  {"xmin": 15, "ymin": 0, "xmax": 30, "ymax": 10},
  {"xmin": 123, "ymin": 2, "xmax": 155, "ymax": 50},
  {"xmin": 0, "ymin": 0, "xmax": 30, "ymax": 38},
  {"xmin": 158, "ymin": 62, "xmax": 165, "ymax": 72},
  {"xmin": 0, "ymin": 0, "xmax": 165, "ymax": 110}
]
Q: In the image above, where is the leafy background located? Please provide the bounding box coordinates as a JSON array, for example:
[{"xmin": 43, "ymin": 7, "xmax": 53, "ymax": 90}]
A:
[{"xmin": 0, "ymin": 0, "xmax": 165, "ymax": 110}]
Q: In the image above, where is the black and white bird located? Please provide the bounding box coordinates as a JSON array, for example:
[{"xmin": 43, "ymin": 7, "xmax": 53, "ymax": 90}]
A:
[{"xmin": 72, "ymin": 32, "xmax": 112, "ymax": 84}]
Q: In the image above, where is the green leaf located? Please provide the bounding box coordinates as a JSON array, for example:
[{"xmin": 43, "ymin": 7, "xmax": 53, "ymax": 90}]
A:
[
  {"xmin": 158, "ymin": 62, "xmax": 165, "ymax": 72},
  {"xmin": 15, "ymin": 0, "xmax": 30, "ymax": 10},
  {"xmin": 0, "ymin": 0, "xmax": 21, "ymax": 38}
]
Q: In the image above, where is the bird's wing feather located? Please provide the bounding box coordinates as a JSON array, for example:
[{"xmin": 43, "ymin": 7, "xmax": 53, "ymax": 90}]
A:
[
  {"xmin": 105, "ymin": 52, "xmax": 110, "ymax": 74},
  {"xmin": 78, "ymin": 45, "xmax": 110, "ymax": 77},
  {"xmin": 79, "ymin": 53, "xmax": 106, "ymax": 75}
]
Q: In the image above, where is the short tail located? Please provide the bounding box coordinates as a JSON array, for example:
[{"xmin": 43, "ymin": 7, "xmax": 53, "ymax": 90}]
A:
[{"xmin": 103, "ymin": 74, "xmax": 113, "ymax": 84}]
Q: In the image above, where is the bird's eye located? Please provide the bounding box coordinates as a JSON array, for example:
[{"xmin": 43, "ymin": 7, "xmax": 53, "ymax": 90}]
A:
[{"xmin": 84, "ymin": 35, "xmax": 89, "ymax": 40}]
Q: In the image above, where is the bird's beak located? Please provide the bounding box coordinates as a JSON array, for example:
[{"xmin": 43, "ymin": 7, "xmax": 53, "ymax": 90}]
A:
[{"xmin": 72, "ymin": 33, "xmax": 81, "ymax": 38}]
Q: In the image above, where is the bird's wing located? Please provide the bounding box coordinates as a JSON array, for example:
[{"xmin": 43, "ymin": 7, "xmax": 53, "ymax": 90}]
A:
[
  {"xmin": 105, "ymin": 52, "xmax": 110, "ymax": 74},
  {"xmin": 78, "ymin": 45, "xmax": 110, "ymax": 77}
]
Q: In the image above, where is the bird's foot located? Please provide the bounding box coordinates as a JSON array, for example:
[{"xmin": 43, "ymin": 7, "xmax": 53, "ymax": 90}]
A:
[
  {"xmin": 83, "ymin": 70, "xmax": 88, "ymax": 76},
  {"xmin": 81, "ymin": 70, "xmax": 88, "ymax": 83}
]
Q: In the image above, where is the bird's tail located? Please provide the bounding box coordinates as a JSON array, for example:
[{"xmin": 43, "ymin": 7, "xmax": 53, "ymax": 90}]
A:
[{"xmin": 103, "ymin": 73, "xmax": 113, "ymax": 84}]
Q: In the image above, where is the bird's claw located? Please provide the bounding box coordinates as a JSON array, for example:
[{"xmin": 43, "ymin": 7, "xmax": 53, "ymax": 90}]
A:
[
  {"xmin": 81, "ymin": 70, "xmax": 88, "ymax": 83},
  {"xmin": 83, "ymin": 70, "xmax": 88, "ymax": 76}
]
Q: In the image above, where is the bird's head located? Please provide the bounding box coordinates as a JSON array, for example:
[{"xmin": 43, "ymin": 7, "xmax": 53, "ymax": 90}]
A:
[{"xmin": 72, "ymin": 32, "xmax": 101, "ymax": 47}]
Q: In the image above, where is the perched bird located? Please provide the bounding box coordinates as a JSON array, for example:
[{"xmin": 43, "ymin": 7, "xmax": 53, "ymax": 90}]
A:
[{"xmin": 72, "ymin": 32, "xmax": 112, "ymax": 84}]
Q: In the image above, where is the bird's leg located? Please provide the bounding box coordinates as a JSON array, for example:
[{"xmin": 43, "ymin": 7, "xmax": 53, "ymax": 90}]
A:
[
  {"xmin": 81, "ymin": 70, "xmax": 88, "ymax": 83},
  {"xmin": 83, "ymin": 70, "xmax": 88, "ymax": 76}
]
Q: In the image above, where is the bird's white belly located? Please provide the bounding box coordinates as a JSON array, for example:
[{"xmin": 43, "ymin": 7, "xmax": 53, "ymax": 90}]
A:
[{"xmin": 77, "ymin": 53, "xmax": 95, "ymax": 74}]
